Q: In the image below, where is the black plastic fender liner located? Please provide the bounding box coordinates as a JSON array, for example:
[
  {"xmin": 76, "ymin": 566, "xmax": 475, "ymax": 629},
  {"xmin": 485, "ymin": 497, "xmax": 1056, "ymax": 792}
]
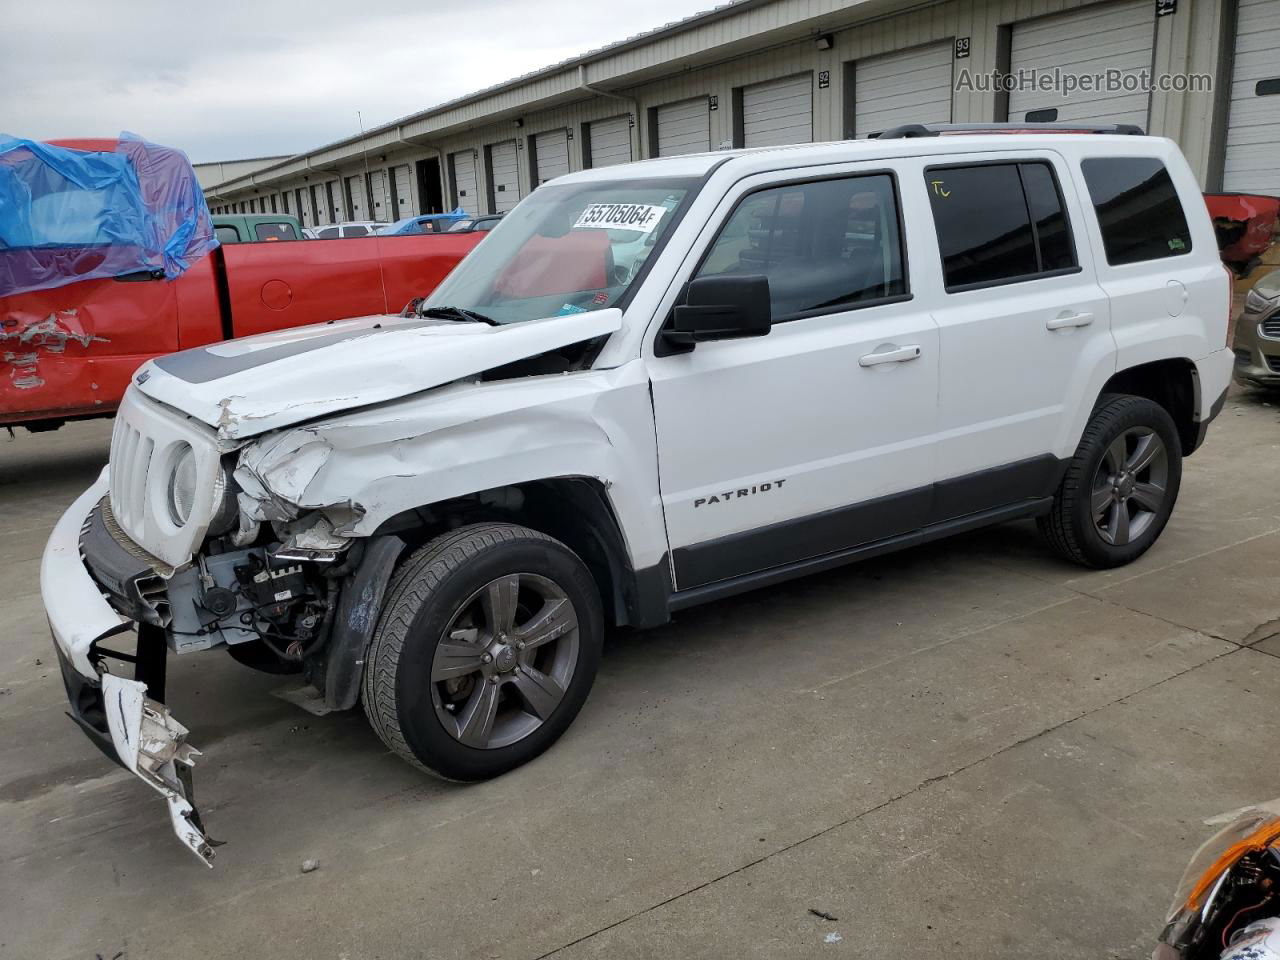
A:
[{"xmin": 323, "ymin": 535, "xmax": 406, "ymax": 711}]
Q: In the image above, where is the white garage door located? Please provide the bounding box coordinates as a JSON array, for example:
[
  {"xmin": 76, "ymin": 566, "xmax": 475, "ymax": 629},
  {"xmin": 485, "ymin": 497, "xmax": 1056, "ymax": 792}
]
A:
[
  {"xmin": 854, "ymin": 42, "xmax": 953, "ymax": 138},
  {"xmin": 450, "ymin": 151, "xmax": 478, "ymax": 213},
  {"xmin": 533, "ymin": 129, "xmax": 570, "ymax": 186},
  {"xmin": 656, "ymin": 98, "xmax": 711, "ymax": 156},
  {"xmin": 742, "ymin": 73, "xmax": 813, "ymax": 147},
  {"xmin": 488, "ymin": 140, "xmax": 520, "ymax": 213},
  {"xmin": 345, "ymin": 175, "xmax": 367, "ymax": 220},
  {"xmin": 392, "ymin": 164, "xmax": 412, "ymax": 218},
  {"xmin": 1224, "ymin": 0, "xmax": 1280, "ymax": 194},
  {"xmin": 369, "ymin": 170, "xmax": 390, "ymax": 221},
  {"xmin": 588, "ymin": 116, "xmax": 632, "ymax": 167},
  {"xmin": 1008, "ymin": 0, "xmax": 1155, "ymax": 127},
  {"xmin": 311, "ymin": 184, "xmax": 329, "ymax": 225}
]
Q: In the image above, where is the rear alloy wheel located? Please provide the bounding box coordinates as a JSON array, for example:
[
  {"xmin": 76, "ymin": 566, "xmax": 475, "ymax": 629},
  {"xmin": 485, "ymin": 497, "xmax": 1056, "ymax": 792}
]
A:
[
  {"xmin": 1038, "ymin": 395, "xmax": 1183, "ymax": 568},
  {"xmin": 363, "ymin": 524, "xmax": 602, "ymax": 781},
  {"xmin": 1090, "ymin": 427, "xmax": 1170, "ymax": 548}
]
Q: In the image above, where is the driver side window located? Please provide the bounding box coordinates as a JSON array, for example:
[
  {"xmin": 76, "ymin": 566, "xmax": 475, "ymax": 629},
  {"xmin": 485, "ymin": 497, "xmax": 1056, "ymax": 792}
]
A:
[{"xmin": 694, "ymin": 173, "xmax": 907, "ymax": 322}]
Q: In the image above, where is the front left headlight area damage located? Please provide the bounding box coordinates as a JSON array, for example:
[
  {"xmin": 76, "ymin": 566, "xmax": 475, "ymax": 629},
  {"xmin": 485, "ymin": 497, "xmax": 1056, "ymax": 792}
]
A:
[{"xmin": 67, "ymin": 428, "xmax": 403, "ymax": 866}]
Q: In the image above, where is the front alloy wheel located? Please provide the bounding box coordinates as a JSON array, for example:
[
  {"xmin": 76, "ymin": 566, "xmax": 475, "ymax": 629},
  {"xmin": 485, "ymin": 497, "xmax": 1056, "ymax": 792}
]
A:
[
  {"xmin": 431, "ymin": 573, "xmax": 580, "ymax": 750},
  {"xmin": 363, "ymin": 523, "xmax": 603, "ymax": 781}
]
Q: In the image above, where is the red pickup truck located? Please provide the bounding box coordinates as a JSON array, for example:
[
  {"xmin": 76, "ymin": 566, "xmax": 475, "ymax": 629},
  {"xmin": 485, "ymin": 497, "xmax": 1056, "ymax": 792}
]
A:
[{"xmin": 0, "ymin": 138, "xmax": 483, "ymax": 431}]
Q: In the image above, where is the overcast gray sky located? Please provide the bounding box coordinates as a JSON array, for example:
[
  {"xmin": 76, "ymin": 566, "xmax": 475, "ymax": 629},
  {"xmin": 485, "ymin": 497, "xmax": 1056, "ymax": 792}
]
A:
[{"xmin": 2, "ymin": 0, "xmax": 711, "ymax": 163}]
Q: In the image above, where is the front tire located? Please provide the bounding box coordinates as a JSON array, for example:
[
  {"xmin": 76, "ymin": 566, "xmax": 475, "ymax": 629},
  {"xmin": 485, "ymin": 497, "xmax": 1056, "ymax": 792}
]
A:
[
  {"xmin": 362, "ymin": 523, "xmax": 603, "ymax": 781},
  {"xmin": 1038, "ymin": 395, "xmax": 1183, "ymax": 568}
]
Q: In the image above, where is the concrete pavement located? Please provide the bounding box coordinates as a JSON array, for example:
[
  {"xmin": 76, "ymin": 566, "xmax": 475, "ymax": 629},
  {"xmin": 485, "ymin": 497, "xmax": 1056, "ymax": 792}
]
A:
[{"xmin": 2, "ymin": 388, "xmax": 1278, "ymax": 960}]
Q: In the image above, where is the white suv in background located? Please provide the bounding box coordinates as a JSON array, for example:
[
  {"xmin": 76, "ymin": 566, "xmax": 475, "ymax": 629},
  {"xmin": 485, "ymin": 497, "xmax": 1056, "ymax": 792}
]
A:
[
  {"xmin": 312, "ymin": 220, "xmax": 386, "ymax": 238},
  {"xmin": 41, "ymin": 125, "xmax": 1233, "ymax": 863}
]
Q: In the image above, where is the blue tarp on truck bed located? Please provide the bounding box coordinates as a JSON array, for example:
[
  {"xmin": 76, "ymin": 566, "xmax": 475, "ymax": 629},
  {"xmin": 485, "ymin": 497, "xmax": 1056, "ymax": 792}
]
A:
[{"xmin": 0, "ymin": 132, "xmax": 217, "ymax": 297}]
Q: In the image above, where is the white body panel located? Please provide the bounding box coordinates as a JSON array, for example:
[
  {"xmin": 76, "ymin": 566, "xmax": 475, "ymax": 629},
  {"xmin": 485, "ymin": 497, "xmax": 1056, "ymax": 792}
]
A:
[
  {"xmin": 1007, "ymin": 0, "xmax": 1155, "ymax": 127},
  {"xmin": 853, "ymin": 42, "xmax": 952, "ymax": 139},
  {"xmin": 907, "ymin": 150, "xmax": 1117, "ymax": 468},
  {"xmin": 136, "ymin": 308, "xmax": 624, "ymax": 441},
  {"xmin": 487, "ymin": 140, "xmax": 521, "ymax": 213},
  {"xmin": 242, "ymin": 361, "xmax": 671, "ymax": 569},
  {"xmin": 533, "ymin": 129, "xmax": 571, "ymax": 185},
  {"xmin": 1057, "ymin": 137, "xmax": 1230, "ymax": 426},
  {"xmin": 656, "ymin": 98, "xmax": 711, "ymax": 156},
  {"xmin": 42, "ymin": 470, "xmax": 126, "ymax": 677},
  {"xmin": 741, "ymin": 73, "xmax": 812, "ymax": 147},
  {"xmin": 1223, "ymin": 0, "xmax": 1280, "ymax": 194},
  {"xmin": 588, "ymin": 115, "xmax": 632, "ymax": 168}
]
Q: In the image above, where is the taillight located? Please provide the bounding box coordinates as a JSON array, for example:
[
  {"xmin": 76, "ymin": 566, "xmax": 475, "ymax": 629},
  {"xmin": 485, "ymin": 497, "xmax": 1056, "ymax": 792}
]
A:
[{"xmin": 1225, "ymin": 264, "xmax": 1235, "ymax": 347}]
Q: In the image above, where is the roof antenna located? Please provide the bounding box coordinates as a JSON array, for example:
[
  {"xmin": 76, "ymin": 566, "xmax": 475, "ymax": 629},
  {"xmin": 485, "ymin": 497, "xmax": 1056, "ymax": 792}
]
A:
[
  {"xmin": 357, "ymin": 110, "xmax": 390, "ymax": 309},
  {"xmin": 357, "ymin": 111, "xmax": 374, "ymax": 220}
]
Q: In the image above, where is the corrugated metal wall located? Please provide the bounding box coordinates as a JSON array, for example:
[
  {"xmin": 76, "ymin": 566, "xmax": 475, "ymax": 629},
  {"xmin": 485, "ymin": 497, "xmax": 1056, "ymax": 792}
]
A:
[{"xmin": 211, "ymin": 0, "xmax": 1252, "ymax": 215}]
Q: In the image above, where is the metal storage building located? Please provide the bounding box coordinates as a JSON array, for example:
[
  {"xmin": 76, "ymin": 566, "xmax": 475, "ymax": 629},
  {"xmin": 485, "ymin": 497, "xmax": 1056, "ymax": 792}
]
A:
[{"xmin": 205, "ymin": 0, "xmax": 1280, "ymax": 218}]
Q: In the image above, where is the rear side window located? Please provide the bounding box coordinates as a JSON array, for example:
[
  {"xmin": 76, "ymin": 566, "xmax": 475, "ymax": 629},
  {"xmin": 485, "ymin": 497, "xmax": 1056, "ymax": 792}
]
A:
[
  {"xmin": 342, "ymin": 226, "xmax": 370, "ymax": 237},
  {"xmin": 316, "ymin": 226, "xmax": 340, "ymax": 239},
  {"xmin": 215, "ymin": 225, "xmax": 241, "ymax": 244},
  {"xmin": 255, "ymin": 222, "xmax": 298, "ymax": 242},
  {"xmin": 1080, "ymin": 157, "xmax": 1192, "ymax": 265},
  {"xmin": 926, "ymin": 161, "xmax": 1078, "ymax": 290},
  {"xmin": 694, "ymin": 173, "xmax": 908, "ymax": 321}
]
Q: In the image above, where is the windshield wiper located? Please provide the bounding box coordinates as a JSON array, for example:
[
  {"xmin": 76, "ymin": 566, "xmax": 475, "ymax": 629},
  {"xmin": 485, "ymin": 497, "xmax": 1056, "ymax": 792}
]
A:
[{"xmin": 419, "ymin": 305, "xmax": 500, "ymax": 326}]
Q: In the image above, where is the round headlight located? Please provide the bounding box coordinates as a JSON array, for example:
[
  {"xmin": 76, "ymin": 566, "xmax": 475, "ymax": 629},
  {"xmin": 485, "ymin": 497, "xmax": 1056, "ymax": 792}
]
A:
[
  {"xmin": 207, "ymin": 462, "xmax": 240, "ymax": 537},
  {"xmin": 167, "ymin": 443, "xmax": 198, "ymax": 526}
]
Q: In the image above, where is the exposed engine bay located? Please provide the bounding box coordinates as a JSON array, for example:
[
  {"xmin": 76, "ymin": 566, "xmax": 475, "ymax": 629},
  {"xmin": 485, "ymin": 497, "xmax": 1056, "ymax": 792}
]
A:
[{"xmin": 166, "ymin": 543, "xmax": 336, "ymax": 662}]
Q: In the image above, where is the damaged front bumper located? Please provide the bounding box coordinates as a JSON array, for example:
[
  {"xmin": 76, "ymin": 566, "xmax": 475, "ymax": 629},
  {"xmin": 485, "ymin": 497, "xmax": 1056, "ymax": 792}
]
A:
[{"xmin": 41, "ymin": 469, "xmax": 215, "ymax": 866}]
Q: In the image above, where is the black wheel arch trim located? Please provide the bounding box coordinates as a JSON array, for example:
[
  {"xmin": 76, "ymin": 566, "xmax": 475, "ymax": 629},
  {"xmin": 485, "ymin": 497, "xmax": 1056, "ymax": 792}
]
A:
[{"xmin": 323, "ymin": 535, "xmax": 406, "ymax": 711}]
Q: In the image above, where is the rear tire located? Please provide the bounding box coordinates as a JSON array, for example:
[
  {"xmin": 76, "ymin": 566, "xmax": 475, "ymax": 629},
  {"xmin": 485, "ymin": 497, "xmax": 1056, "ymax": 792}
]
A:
[
  {"xmin": 1037, "ymin": 395, "xmax": 1182, "ymax": 568},
  {"xmin": 362, "ymin": 523, "xmax": 603, "ymax": 781}
]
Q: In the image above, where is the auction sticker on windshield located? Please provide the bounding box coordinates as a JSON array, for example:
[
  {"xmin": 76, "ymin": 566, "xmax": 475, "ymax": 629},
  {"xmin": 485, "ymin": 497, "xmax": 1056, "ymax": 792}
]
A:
[{"xmin": 573, "ymin": 203, "xmax": 667, "ymax": 233}]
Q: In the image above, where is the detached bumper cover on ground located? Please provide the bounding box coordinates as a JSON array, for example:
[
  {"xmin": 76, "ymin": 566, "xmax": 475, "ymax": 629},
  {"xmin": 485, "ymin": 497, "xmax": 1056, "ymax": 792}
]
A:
[{"xmin": 40, "ymin": 469, "xmax": 215, "ymax": 866}]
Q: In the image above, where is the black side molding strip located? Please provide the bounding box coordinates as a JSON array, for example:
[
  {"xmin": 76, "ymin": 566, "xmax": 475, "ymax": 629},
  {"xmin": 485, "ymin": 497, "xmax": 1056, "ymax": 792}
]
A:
[{"xmin": 668, "ymin": 497, "xmax": 1052, "ymax": 613}]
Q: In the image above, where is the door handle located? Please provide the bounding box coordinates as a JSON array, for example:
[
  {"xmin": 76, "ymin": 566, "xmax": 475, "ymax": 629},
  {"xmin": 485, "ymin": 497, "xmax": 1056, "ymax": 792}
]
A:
[
  {"xmin": 859, "ymin": 344, "xmax": 922, "ymax": 367},
  {"xmin": 1046, "ymin": 311, "xmax": 1094, "ymax": 330}
]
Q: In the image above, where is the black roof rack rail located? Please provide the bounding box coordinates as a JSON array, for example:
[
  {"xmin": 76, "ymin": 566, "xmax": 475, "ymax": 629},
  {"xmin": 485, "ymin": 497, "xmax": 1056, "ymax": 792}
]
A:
[{"xmin": 873, "ymin": 122, "xmax": 1146, "ymax": 139}]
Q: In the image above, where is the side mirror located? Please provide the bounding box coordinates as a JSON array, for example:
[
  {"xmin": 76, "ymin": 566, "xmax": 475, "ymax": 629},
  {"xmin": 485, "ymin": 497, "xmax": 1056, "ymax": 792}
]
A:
[{"xmin": 663, "ymin": 275, "xmax": 772, "ymax": 348}]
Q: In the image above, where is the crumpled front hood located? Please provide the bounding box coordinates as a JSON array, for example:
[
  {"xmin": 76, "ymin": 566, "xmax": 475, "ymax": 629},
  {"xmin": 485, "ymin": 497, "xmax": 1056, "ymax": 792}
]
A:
[{"xmin": 135, "ymin": 308, "xmax": 623, "ymax": 440}]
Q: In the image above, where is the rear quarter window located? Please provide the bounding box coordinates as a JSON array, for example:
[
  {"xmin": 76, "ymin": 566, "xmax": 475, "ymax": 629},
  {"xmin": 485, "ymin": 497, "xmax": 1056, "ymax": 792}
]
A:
[
  {"xmin": 1080, "ymin": 157, "xmax": 1192, "ymax": 265},
  {"xmin": 215, "ymin": 225, "xmax": 241, "ymax": 244}
]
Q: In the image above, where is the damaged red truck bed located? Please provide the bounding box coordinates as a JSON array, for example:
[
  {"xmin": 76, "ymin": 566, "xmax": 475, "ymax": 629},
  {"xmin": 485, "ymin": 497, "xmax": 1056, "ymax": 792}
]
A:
[
  {"xmin": 1, "ymin": 138, "xmax": 483, "ymax": 430},
  {"xmin": 1, "ymin": 233, "xmax": 484, "ymax": 429}
]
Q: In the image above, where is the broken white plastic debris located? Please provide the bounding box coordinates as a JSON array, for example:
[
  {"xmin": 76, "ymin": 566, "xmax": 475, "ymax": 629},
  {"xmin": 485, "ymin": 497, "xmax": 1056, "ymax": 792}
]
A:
[{"xmin": 100, "ymin": 673, "xmax": 214, "ymax": 866}]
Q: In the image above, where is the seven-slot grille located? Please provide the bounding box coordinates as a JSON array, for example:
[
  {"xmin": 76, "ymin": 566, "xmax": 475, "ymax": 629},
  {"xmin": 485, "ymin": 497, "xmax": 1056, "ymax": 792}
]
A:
[{"xmin": 108, "ymin": 416, "xmax": 156, "ymax": 534}]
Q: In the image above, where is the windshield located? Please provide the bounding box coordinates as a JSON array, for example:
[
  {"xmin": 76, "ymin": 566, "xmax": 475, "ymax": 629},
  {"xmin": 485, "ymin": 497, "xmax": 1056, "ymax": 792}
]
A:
[{"xmin": 424, "ymin": 176, "xmax": 698, "ymax": 325}]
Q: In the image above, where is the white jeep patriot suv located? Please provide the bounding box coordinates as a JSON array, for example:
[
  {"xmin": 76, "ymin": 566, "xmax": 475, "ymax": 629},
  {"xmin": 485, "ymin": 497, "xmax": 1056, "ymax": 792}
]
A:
[{"xmin": 41, "ymin": 124, "xmax": 1234, "ymax": 863}]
